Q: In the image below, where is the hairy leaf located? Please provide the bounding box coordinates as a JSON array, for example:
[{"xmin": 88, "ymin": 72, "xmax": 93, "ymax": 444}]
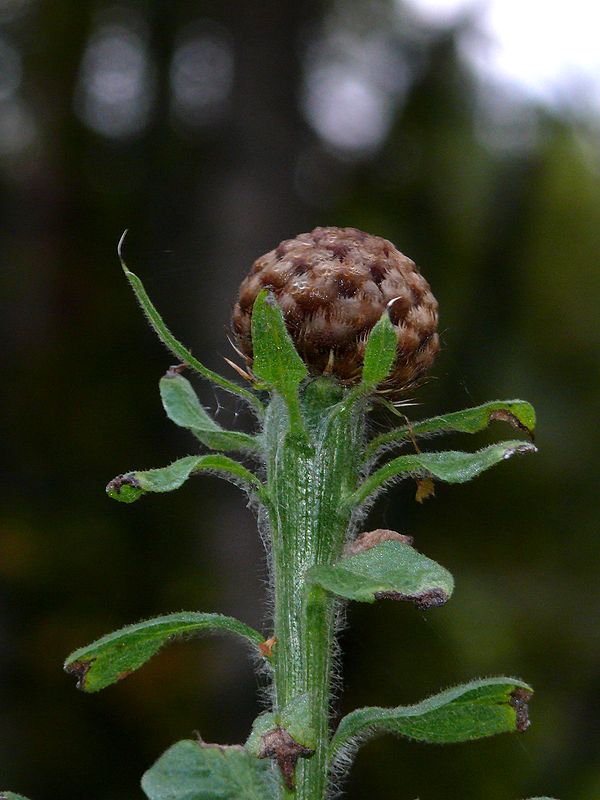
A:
[
  {"xmin": 106, "ymin": 453, "xmax": 265, "ymax": 503},
  {"xmin": 350, "ymin": 441, "xmax": 537, "ymax": 508},
  {"xmin": 118, "ymin": 233, "xmax": 263, "ymax": 415},
  {"xmin": 64, "ymin": 612, "xmax": 265, "ymax": 692},
  {"xmin": 307, "ymin": 540, "xmax": 453, "ymax": 608},
  {"xmin": 330, "ymin": 677, "xmax": 533, "ymax": 761},
  {"xmin": 247, "ymin": 694, "xmax": 316, "ymax": 755},
  {"xmin": 245, "ymin": 694, "xmax": 316, "ymax": 790},
  {"xmin": 1, "ymin": 794, "xmax": 32, "ymax": 800},
  {"xmin": 367, "ymin": 400, "xmax": 536, "ymax": 458},
  {"xmin": 361, "ymin": 310, "xmax": 397, "ymax": 389},
  {"xmin": 141, "ymin": 739, "xmax": 277, "ymax": 800},
  {"xmin": 251, "ymin": 291, "xmax": 307, "ymax": 434},
  {"xmin": 251, "ymin": 291, "xmax": 307, "ymax": 390},
  {"xmin": 160, "ymin": 371, "xmax": 261, "ymax": 453},
  {"xmin": 246, "ymin": 711, "xmax": 278, "ymax": 755},
  {"xmin": 279, "ymin": 693, "xmax": 317, "ymax": 750}
]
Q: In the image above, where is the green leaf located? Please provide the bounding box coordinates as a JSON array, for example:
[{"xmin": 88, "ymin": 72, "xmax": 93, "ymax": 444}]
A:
[
  {"xmin": 1, "ymin": 793, "xmax": 33, "ymax": 800},
  {"xmin": 330, "ymin": 677, "xmax": 533, "ymax": 763},
  {"xmin": 279, "ymin": 693, "xmax": 317, "ymax": 751},
  {"xmin": 118, "ymin": 233, "xmax": 263, "ymax": 415},
  {"xmin": 367, "ymin": 400, "xmax": 536, "ymax": 458},
  {"xmin": 64, "ymin": 612, "xmax": 266, "ymax": 692},
  {"xmin": 245, "ymin": 712, "xmax": 278, "ymax": 756},
  {"xmin": 251, "ymin": 291, "xmax": 307, "ymax": 390},
  {"xmin": 333, "ymin": 311, "xmax": 398, "ymax": 415},
  {"xmin": 159, "ymin": 371, "xmax": 261, "ymax": 453},
  {"xmin": 141, "ymin": 739, "xmax": 277, "ymax": 800},
  {"xmin": 106, "ymin": 454, "xmax": 266, "ymax": 503},
  {"xmin": 349, "ymin": 440, "xmax": 537, "ymax": 508},
  {"xmin": 246, "ymin": 694, "xmax": 317, "ymax": 755},
  {"xmin": 307, "ymin": 540, "xmax": 453, "ymax": 607},
  {"xmin": 361, "ymin": 309, "xmax": 397, "ymax": 389},
  {"xmin": 244, "ymin": 695, "xmax": 316, "ymax": 790},
  {"xmin": 250, "ymin": 291, "xmax": 307, "ymax": 434}
]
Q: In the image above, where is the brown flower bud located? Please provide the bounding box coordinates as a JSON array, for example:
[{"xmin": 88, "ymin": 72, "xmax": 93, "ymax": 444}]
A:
[{"xmin": 232, "ymin": 227, "xmax": 439, "ymax": 393}]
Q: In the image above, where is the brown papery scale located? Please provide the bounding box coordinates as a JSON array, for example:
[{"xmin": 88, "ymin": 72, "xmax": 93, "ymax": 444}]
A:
[{"xmin": 232, "ymin": 226, "xmax": 439, "ymax": 394}]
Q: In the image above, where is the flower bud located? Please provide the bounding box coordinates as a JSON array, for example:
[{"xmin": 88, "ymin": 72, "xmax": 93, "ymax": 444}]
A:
[{"xmin": 232, "ymin": 227, "xmax": 439, "ymax": 393}]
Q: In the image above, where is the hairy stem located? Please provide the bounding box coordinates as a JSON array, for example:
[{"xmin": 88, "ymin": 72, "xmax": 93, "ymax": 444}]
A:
[{"xmin": 264, "ymin": 379, "xmax": 366, "ymax": 800}]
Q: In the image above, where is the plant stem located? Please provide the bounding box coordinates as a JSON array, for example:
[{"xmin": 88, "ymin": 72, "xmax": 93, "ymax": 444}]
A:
[{"xmin": 265, "ymin": 379, "xmax": 366, "ymax": 799}]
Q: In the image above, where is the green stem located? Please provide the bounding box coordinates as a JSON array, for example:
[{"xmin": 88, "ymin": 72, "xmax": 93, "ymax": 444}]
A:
[{"xmin": 264, "ymin": 379, "xmax": 366, "ymax": 799}]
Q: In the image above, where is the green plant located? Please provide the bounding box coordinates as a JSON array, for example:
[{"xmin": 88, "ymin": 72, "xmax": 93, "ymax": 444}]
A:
[{"xmin": 3, "ymin": 228, "xmax": 557, "ymax": 800}]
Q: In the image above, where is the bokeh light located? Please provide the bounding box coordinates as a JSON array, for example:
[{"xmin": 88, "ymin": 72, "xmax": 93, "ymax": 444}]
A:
[
  {"xmin": 302, "ymin": 10, "xmax": 409, "ymax": 158},
  {"xmin": 169, "ymin": 21, "xmax": 234, "ymax": 130},
  {"xmin": 74, "ymin": 8, "xmax": 154, "ymax": 139}
]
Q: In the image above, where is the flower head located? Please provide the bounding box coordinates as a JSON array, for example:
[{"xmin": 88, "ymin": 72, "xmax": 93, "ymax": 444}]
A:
[{"xmin": 232, "ymin": 227, "xmax": 439, "ymax": 393}]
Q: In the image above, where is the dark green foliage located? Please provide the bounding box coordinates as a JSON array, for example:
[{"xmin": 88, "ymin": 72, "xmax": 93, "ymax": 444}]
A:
[
  {"xmin": 366, "ymin": 400, "xmax": 536, "ymax": 457},
  {"xmin": 64, "ymin": 612, "xmax": 266, "ymax": 692},
  {"xmin": 307, "ymin": 540, "xmax": 454, "ymax": 605},
  {"xmin": 360, "ymin": 310, "xmax": 397, "ymax": 389},
  {"xmin": 141, "ymin": 740, "xmax": 277, "ymax": 800},
  {"xmin": 246, "ymin": 695, "xmax": 317, "ymax": 754},
  {"xmin": 250, "ymin": 291, "xmax": 308, "ymax": 394},
  {"xmin": 250, "ymin": 290, "xmax": 308, "ymax": 436},
  {"xmin": 330, "ymin": 677, "xmax": 532, "ymax": 760},
  {"xmin": 0, "ymin": 794, "xmax": 33, "ymax": 800},
  {"xmin": 159, "ymin": 372, "xmax": 261, "ymax": 453},
  {"xmin": 106, "ymin": 454, "xmax": 265, "ymax": 503},
  {"xmin": 352, "ymin": 441, "xmax": 537, "ymax": 508}
]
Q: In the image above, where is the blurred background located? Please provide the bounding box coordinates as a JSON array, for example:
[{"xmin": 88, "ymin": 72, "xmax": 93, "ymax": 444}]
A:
[{"xmin": 1, "ymin": 0, "xmax": 599, "ymax": 798}]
